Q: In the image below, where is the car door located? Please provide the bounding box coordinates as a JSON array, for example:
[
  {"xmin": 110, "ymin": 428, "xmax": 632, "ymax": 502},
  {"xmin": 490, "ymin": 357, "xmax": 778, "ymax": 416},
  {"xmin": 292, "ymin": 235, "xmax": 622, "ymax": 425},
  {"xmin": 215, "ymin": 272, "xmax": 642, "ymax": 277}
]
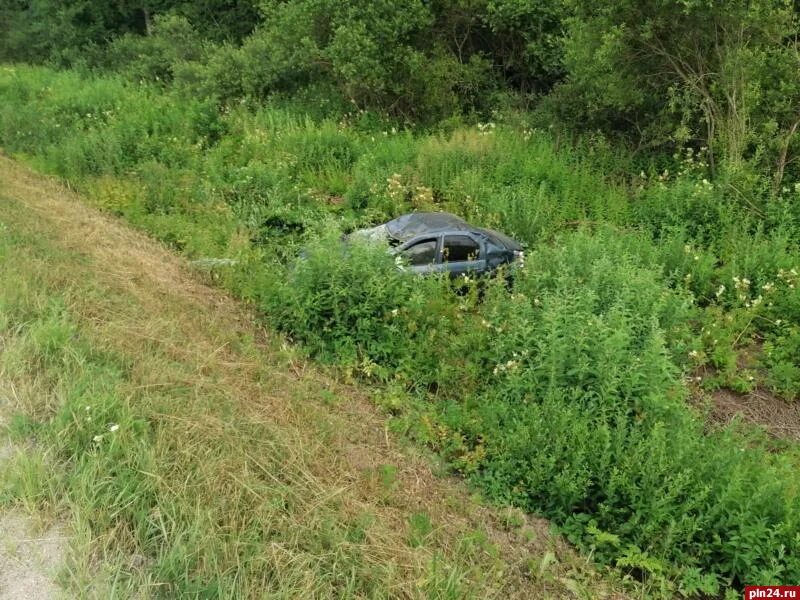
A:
[
  {"xmin": 441, "ymin": 234, "xmax": 486, "ymax": 278},
  {"xmin": 397, "ymin": 236, "xmax": 444, "ymax": 275}
]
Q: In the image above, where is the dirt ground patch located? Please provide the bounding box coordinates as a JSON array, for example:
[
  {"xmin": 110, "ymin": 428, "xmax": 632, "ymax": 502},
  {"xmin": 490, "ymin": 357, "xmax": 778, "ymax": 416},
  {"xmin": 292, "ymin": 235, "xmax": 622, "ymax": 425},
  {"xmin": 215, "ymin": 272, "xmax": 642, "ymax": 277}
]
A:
[
  {"xmin": 0, "ymin": 512, "xmax": 66, "ymax": 600},
  {"xmin": 0, "ymin": 398, "xmax": 66, "ymax": 600},
  {"xmin": 703, "ymin": 387, "xmax": 800, "ymax": 441}
]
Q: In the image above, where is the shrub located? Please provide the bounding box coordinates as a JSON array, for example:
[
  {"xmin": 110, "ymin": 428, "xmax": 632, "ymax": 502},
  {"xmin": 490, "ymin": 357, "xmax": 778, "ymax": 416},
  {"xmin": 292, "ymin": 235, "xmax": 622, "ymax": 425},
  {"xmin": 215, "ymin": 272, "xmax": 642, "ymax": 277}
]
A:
[
  {"xmin": 266, "ymin": 230, "xmax": 800, "ymax": 587},
  {"xmin": 102, "ymin": 15, "xmax": 208, "ymax": 84},
  {"xmin": 266, "ymin": 232, "xmax": 416, "ymax": 366}
]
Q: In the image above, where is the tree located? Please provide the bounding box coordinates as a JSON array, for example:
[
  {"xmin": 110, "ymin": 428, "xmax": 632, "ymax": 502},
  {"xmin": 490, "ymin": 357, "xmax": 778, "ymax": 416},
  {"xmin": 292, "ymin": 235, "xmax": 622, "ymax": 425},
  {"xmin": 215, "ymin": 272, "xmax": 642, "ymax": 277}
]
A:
[
  {"xmin": 556, "ymin": 0, "xmax": 799, "ymax": 182},
  {"xmin": 0, "ymin": 0, "xmax": 261, "ymax": 63}
]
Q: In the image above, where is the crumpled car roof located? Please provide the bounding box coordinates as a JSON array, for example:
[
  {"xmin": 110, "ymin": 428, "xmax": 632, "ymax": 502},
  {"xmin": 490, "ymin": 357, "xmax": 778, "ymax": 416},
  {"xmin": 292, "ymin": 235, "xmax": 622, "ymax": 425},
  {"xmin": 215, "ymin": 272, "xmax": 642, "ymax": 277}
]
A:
[
  {"xmin": 348, "ymin": 212, "xmax": 523, "ymax": 252},
  {"xmin": 385, "ymin": 212, "xmax": 471, "ymax": 239}
]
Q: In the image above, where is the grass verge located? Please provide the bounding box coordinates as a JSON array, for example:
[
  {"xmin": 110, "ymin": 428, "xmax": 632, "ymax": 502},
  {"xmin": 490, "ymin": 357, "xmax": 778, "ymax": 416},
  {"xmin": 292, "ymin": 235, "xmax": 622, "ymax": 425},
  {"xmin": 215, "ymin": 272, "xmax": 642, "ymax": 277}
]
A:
[{"xmin": 0, "ymin": 156, "xmax": 629, "ymax": 598}]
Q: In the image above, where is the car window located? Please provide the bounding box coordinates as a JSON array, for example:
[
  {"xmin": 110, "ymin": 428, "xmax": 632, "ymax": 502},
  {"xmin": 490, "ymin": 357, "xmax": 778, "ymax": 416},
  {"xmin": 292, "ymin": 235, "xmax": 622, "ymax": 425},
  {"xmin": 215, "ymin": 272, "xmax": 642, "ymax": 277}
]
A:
[
  {"xmin": 402, "ymin": 239, "xmax": 438, "ymax": 265},
  {"xmin": 443, "ymin": 235, "xmax": 480, "ymax": 262}
]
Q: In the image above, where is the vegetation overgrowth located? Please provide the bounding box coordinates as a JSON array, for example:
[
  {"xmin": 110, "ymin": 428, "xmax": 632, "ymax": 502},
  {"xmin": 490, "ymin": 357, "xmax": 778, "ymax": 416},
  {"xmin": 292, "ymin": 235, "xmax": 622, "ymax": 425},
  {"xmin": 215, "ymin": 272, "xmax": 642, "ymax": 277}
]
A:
[
  {"xmin": 3, "ymin": 164, "xmax": 612, "ymax": 599},
  {"xmin": 4, "ymin": 0, "xmax": 800, "ymax": 193},
  {"xmin": 1, "ymin": 63, "xmax": 800, "ymax": 596}
]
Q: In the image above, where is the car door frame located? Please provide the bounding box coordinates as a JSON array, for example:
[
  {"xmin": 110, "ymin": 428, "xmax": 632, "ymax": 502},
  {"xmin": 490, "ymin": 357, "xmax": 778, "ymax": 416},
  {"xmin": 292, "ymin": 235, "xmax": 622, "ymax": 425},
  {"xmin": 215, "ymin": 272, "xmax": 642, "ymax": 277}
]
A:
[
  {"xmin": 396, "ymin": 234, "xmax": 445, "ymax": 275},
  {"xmin": 441, "ymin": 232, "xmax": 487, "ymax": 278}
]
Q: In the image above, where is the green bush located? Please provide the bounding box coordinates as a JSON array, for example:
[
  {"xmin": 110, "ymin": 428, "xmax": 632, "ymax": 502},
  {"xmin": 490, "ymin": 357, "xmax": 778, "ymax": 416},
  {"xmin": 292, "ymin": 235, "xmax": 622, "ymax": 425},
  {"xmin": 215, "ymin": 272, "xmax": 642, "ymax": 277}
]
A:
[
  {"xmin": 266, "ymin": 232, "xmax": 416, "ymax": 366},
  {"xmin": 102, "ymin": 15, "xmax": 208, "ymax": 84},
  {"xmin": 266, "ymin": 231, "xmax": 800, "ymax": 588},
  {"xmin": 763, "ymin": 327, "xmax": 800, "ymax": 400}
]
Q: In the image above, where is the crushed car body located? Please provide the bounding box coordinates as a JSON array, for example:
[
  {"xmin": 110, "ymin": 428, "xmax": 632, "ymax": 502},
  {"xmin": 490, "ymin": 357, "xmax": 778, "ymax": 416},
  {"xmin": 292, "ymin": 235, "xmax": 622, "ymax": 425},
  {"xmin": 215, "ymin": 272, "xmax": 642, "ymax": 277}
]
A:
[{"xmin": 348, "ymin": 212, "xmax": 524, "ymax": 277}]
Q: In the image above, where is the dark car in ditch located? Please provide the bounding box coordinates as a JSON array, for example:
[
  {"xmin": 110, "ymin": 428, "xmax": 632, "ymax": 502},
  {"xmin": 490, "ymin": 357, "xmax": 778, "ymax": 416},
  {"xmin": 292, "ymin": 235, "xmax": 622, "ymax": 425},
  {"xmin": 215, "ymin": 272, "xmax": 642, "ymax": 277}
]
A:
[{"xmin": 348, "ymin": 212, "xmax": 524, "ymax": 278}]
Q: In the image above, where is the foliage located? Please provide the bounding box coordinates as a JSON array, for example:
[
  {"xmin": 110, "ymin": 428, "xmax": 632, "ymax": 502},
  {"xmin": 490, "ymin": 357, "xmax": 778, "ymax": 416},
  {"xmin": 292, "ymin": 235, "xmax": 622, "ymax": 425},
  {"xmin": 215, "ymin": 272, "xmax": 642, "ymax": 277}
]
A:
[
  {"xmin": 1, "ymin": 65, "xmax": 799, "ymax": 594},
  {"xmin": 265, "ymin": 230, "xmax": 800, "ymax": 590},
  {"xmin": 102, "ymin": 14, "xmax": 209, "ymax": 84},
  {"xmin": 0, "ymin": 0, "xmax": 260, "ymax": 65},
  {"xmin": 0, "ymin": 0, "xmax": 574, "ymax": 122},
  {"xmin": 4, "ymin": 0, "xmax": 800, "ymax": 182},
  {"xmin": 554, "ymin": 0, "xmax": 800, "ymax": 184}
]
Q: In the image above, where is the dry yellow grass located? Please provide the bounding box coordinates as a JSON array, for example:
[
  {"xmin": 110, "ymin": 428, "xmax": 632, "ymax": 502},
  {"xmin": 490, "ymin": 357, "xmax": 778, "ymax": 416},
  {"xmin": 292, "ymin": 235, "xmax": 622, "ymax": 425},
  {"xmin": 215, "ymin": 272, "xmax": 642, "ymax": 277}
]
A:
[{"xmin": 0, "ymin": 154, "xmax": 630, "ymax": 598}]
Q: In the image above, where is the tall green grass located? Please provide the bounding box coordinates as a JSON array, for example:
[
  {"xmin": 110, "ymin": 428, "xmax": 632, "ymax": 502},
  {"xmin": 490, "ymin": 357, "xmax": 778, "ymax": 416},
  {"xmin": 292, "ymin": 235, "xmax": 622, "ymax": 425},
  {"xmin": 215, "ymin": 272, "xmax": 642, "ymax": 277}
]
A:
[
  {"xmin": 1, "ymin": 64, "xmax": 799, "ymax": 594},
  {"xmin": 275, "ymin": 232, "xmax": 800, "ymax": 593},
  {"xmin": 2, "ymin": 65, "xmax": 796, "ymax": 396}
]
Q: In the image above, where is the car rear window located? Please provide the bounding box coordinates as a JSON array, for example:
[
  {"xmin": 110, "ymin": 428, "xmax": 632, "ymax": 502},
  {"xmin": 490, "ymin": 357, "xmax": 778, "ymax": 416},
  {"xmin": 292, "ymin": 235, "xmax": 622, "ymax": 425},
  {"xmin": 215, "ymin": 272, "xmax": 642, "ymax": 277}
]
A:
[{"xmin": 443, "ymin": 235, "xmax": 480, "ymax": 261}]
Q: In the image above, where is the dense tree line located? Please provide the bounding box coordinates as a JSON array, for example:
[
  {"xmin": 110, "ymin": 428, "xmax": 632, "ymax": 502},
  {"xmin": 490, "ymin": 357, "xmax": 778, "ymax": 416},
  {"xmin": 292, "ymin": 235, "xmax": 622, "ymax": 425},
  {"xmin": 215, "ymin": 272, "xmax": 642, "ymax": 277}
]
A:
[{"xmin": 3, "ymin": 0, "xmax": 800, "ymax": 187}]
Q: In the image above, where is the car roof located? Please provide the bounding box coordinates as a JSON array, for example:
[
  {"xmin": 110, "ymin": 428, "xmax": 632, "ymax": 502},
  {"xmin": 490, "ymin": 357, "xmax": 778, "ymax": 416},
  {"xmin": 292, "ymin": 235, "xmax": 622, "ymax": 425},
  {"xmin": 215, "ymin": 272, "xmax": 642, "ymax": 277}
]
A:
[
  {"xmin": 385, "ymin": 212, "xmax": 471, "ymax": 239},
  {"xmin": 386, "ymin": 212, "xmax": 522, "ymax": 251}
]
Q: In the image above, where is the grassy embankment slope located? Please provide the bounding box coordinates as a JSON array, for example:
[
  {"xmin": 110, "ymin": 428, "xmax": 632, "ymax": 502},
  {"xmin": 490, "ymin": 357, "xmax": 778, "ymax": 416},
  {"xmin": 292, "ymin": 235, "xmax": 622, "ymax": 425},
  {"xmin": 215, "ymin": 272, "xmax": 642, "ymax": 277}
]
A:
[{"xmin": 0, "ymin": 156, "xmax": 627, "ymax": 598}]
